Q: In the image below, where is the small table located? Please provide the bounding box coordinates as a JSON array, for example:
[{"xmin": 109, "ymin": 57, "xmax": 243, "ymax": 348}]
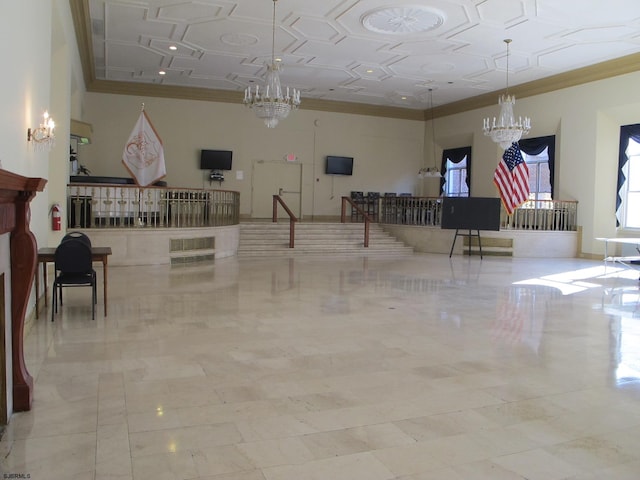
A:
[
  {"xmin": 35, "ymin": 246, "xmax": 112, "ymax": 318},
  {"xmin": 596, "ymin": 237, "xmax": 640, "ymax": 282}
]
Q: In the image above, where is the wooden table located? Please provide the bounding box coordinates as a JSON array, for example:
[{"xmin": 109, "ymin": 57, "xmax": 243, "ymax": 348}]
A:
[{"xmin": 35, "ymin": 246, "xmax": 112, "ymax": 318}]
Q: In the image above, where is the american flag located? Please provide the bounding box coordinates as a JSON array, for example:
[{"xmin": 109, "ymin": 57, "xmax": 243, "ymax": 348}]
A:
[{"xmin": 493, "ymin": 142, "xmax": 530, "ymax": 215}]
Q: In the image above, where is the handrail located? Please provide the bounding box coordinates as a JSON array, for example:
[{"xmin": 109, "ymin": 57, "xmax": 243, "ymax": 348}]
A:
[
  {"xmin": 378, "ymin": 195, "xmax": 578, "ymax": 231},
  {"xmin": 272, "ymin": 195, "xmax": 298, "ymax": 248},
  {"xmin": 66, "ymin": 182, "xmax": 239, "ymax": 228},
  {"xmin": 341, "ymin": 196, "xmax": 371, "ymax": 247}
]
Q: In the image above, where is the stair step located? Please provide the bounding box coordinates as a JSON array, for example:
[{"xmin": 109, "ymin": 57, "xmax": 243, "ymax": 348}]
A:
[{"xmin": 238, "ymin": 221, "xmax": 412, "ymax": 257}]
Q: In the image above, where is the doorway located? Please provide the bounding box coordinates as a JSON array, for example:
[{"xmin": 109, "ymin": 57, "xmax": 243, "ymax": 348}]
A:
[{"xmin": 251, "ymin": 161, "xmax": 302, "ymax": 219}]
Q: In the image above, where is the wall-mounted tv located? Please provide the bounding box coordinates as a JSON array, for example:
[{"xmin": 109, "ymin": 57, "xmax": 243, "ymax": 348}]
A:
[
  {"xmin": 326, "ymin": 155, "xmax": 353, "ymax": 175},
  {"xmin": 200, "ymin": 149, "xmax": 232, "ymax": 170}
]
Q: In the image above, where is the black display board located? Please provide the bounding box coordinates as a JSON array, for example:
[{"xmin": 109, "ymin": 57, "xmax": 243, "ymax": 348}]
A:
[{"xmin": 441, "ymin": 197, "xmax": 501, "ymax": 231}]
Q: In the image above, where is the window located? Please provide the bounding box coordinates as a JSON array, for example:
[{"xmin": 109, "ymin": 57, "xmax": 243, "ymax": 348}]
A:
[
  {"xmin": 618, "ymin": 133, "xmax": 640, "ymax": 228},
  {"xmin": 522, "ymin": 147, "xmax": 552, "ymax": 207},
  {"xmin": 440, "ymin": 146, "xmax": 471, "ymax": 197},
  {"xmin": 518, "ymin": 135, "xmax": 556, "ymax": 206},
  {"xmin": 443, "ymin": 155, "xmax": 469, "ymax": 197}
]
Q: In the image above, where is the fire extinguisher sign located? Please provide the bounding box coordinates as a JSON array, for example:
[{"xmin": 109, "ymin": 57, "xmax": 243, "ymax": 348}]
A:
[{"xmin": 51, "ymin": 204, "xmax": 61, "ymax": 231}]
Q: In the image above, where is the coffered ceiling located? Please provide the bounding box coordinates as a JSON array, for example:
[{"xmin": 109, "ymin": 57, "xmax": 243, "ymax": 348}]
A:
[{"xmin": 71, "ymin": 0, "xmax": 640, "ymax": 118}]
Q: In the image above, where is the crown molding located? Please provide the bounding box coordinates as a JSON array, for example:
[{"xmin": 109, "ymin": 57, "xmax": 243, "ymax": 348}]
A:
[
  {"xmin": 429, "ymin": 52, "xmax": 640, "ymax": 119},
  {"xmin": 85, "ymin": 78, "xmax": 427, "ymax": 121}
]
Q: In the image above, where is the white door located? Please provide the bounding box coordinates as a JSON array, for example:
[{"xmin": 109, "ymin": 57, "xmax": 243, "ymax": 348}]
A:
[{"xmin": 251, "ymin": 161, "xmax": 302, "ymax": 219}]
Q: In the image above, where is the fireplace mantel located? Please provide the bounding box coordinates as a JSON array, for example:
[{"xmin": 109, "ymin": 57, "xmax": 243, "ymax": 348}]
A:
[{"xmin": 0, "ymin": 168, "xmax": 46, "ymax": 412}]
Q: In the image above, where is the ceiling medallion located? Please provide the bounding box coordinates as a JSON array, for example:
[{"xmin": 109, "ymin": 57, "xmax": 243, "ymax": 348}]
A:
[{"xmin": 362, "ymin": 5, "xmax": 444, "ymax": 35}]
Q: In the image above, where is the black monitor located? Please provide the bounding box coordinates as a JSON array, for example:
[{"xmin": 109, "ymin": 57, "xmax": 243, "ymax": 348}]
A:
[
  {"xmin": 325, "ymin": 155, "xmax": 354, "ymax": 175},
  {"xmin": 200, "ymin": 149, "xmax": 232, "ymax": 170}
]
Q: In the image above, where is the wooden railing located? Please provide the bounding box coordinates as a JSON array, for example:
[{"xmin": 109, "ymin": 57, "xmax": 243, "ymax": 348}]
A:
[
  {"xmin": 272, "ymin": 195, "xmax": 298, "ymax": 248},
  {"xmin": 377, "ymin": 195, "xmax": 578, "ymax": 231},
  {"xmin": 66, "ymin": 183, "xmax": 240, "ymax": 228},
  {"xmin": 341, "ymin": 196, "xmax": 372, "ymax": 247}
]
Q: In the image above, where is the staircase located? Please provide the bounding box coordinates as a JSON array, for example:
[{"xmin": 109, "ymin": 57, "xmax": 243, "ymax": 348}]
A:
[{"xmin": 238, "ymin": 221, "xmax": 413, "ymax": 257}]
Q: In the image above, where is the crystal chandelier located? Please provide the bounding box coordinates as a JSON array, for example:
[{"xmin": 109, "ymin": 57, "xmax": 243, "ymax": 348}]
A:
[
  {"xmin": 244, "ymin": 0, "xmax": 300, "ymax": 128},
  {"xmin": 483, "ymin": 39, "xmax": 531, "ymax": 150},
  {"xmin": 419, "ymin": 88, "xmax": 442, "ymax": 178}
]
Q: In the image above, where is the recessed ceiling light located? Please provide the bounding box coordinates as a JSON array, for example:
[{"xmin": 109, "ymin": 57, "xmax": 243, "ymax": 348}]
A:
[
  {"xmin": 401, "ymin": 96, "xmax": 407, "ymax": 100},
  {"xmin": 366, "ymin": 69, "xmax": 374, "ymax": 73},
  {"xmin": 169, "ymin": 45, "xmax": 177, "ymax": 51},
  {"xmin": 159, "ymin": 70, "xmax": 166, "ymax": 75}
]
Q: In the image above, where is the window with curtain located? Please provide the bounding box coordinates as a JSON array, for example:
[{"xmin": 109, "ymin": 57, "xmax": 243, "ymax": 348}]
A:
[
  {"xmin": 440, "ymin": 146, "xmax": 471, "ymax": 197},
  {"xmin": 521, "ymin": 148, "xmax": 551, "ymax": 206},
  {"xmin": 518, "ymin": 135, "xmax": 556, "ymax": 206},
  {"xmin": 617, "ymin": 124, "xmax": 640, "ymax": 228}
]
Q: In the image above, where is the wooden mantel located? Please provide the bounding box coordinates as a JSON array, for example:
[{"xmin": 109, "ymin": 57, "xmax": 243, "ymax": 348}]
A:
[{"xmin": 0, "ymin": 168, "xmax": 46, "ymax": 412}]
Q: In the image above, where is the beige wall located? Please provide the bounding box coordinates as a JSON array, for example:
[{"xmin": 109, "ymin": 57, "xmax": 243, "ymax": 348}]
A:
[
  {"xmin": 80, "ymin": 94, "xmax": 426, "ymax": 219},
  {"xmin": 422, "ymin": 71, "xmax": 640, "ymax": 256}
]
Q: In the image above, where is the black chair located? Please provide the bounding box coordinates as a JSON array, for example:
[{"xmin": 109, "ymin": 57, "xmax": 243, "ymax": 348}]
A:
[
  {"xmin": 51, "ymin": 237, "xmax": 97, "ymax": 321},
  {"xmin": 350, "ymin": 191, "xmax": 365, "ymax": 222},
  {"xmin": 366, "ymin": 192, "xmax": 380, "ymax": 220},
  {"xmin": 61, "ymin": 231, "xmax": 92, "ymax": 247}
]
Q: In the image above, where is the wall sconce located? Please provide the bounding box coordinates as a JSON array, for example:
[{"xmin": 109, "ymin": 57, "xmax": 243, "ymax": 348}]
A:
[{"xmin": 27, "ymin": 111, "xmax": 55, "ymax": 150}]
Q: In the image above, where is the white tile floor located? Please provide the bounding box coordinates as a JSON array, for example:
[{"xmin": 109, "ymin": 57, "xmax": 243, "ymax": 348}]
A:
[{"xmin": 2, "ymin": 253, "xmax": 640, "ymax": 479}]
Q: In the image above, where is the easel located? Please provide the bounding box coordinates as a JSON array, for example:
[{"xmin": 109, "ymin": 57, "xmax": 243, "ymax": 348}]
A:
[{"xmin": 449, "ymin": 229, "xmax": 483, "ymax": 259}]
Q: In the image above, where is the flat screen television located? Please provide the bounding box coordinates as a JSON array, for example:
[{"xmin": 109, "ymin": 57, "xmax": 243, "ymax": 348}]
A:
[
  {"xmin": 326, "ymin": 155, "xmax": 354, "ymax": 175},
  {"xmin": 200, "ymin": 149, "xmax": 232, "ymax": 170}
]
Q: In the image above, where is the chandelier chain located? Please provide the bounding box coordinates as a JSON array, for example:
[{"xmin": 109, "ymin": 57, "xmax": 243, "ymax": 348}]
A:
[
  {"xmin": 505, "ymin": 38, "xmax": 511, "ymax": 94},
  {"xmin": 271, "ymin": 0, "xmax": 276, "ymax": 65}
]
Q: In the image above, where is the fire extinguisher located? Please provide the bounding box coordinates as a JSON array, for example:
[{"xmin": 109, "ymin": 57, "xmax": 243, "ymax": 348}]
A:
[{"xmin": 51, "ymin": 204, "xmax": 62, "ymax": 231}]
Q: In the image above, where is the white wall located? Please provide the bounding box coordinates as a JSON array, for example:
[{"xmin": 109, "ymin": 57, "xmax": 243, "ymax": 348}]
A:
[
  {"xmin": 0, "ymin": 0, "xmax": 85, "ymax": 418},
  {"xmin": 0, "ymin": 0, "xmax": 54, "ymax": 421}
]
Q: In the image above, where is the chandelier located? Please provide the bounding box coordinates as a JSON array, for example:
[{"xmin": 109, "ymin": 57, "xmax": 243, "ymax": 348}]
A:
[
  {"xmin": 244, "ymin": 0, "xmax": 300, "ymax": 128},
  {"xmin": 419, "ymin": 88, "xmax": 442, "ymax": 178},
  {"xmin": 483, "ymin": 39, "xmax": 531, "ymax": 150}
]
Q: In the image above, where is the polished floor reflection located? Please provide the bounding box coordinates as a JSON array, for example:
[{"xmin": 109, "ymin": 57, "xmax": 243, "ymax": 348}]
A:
[{"xmin": 2, "ymin": 253, "xmax": 640, "ymax": 479}]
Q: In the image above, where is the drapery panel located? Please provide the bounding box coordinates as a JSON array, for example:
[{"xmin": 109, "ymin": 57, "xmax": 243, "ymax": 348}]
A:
[
  {"xmin": 518, "ymin": 135, "xmax": 556, "ymax": 199},
  {"xmin": 440, "ymin": 146, "xmax": 471, "ymax": 196},
  {"xmin": 617, "ymin": 124, "xmax": 640, "ymax": 227}
]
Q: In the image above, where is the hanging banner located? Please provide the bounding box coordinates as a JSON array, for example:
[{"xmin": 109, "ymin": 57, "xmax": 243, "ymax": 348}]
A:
[{"xmin": 122, "ymin": 106, "xmax": 166, "ymax": 187}]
